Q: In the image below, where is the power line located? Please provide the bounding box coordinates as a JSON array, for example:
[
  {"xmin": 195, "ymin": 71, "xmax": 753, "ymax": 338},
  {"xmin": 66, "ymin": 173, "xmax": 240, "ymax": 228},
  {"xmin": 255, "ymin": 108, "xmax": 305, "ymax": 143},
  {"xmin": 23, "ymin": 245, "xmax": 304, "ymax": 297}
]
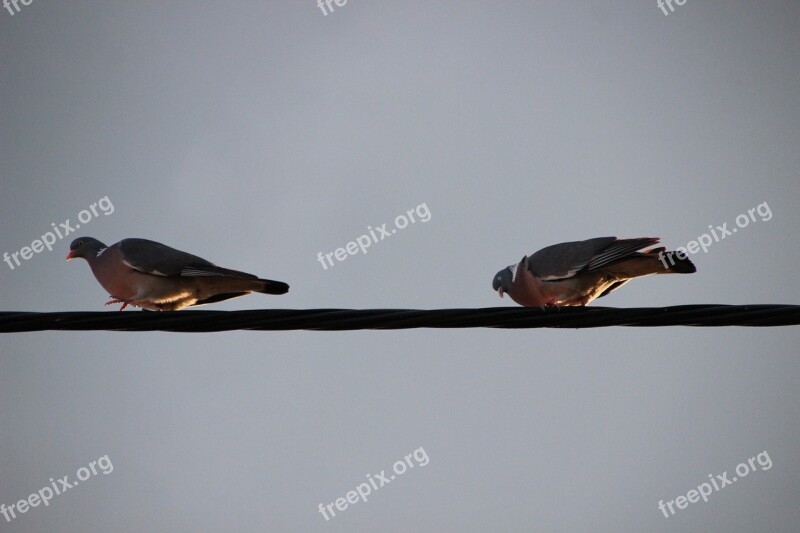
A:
[{"xmin": 1, "ymin": 305, "xmax": 799, "ymax": 333}]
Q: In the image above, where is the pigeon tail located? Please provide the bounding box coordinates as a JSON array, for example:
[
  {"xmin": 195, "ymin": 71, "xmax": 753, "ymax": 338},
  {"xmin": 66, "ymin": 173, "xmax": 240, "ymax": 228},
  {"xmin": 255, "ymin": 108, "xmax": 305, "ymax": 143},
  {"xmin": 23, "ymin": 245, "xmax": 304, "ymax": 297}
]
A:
[
  {"xmin": 256, "ymin": 279, "xmax": 290, "ymax": 295},
  {"xmin": 664, "ymin": 254, "xmax": 696, "ymax": 274}
]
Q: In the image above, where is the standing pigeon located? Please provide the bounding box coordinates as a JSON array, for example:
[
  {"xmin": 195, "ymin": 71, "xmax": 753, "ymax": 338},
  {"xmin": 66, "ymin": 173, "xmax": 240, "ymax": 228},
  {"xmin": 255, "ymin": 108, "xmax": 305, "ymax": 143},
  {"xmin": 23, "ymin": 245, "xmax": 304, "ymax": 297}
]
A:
[
  {"xmin": 67, "ymin": 237, "xmax": 289, "ymax": 311},
  {"xmin": 492, "ymin": 236, "xmax": 695, "ymax": 307}
]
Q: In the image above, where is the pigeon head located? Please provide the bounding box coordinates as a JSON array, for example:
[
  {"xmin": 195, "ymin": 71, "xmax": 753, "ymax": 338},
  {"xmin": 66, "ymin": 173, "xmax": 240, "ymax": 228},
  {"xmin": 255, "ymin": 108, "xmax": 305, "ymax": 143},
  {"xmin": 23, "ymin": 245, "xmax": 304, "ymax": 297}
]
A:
[
  {"xmin": 492, "ymin": 266, "xmax": 515, "ymax": 298},
  {"xmin": 66, "ymin": 237, "xmax": 107, "ymax": 261}
]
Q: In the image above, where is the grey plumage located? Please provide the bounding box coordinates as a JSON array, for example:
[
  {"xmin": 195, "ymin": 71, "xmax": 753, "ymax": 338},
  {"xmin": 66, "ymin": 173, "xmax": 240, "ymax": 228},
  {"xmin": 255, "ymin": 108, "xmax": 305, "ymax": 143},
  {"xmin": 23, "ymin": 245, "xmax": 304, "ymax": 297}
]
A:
[
  {"xmin": 493, "ymin": 236, "xmax": 695, "ymax": 307},
  {"xmin": 67, "ymin": 237, "xmax": 289, "ymax": 311}
]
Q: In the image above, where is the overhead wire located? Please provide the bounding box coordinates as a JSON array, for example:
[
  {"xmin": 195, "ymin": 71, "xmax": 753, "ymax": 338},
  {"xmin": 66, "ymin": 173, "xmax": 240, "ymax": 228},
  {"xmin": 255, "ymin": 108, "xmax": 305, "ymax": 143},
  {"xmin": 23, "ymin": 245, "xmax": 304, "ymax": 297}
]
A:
[{"xmin": 1, "ymin": 304, "xmax": 799, "ymax": 333}]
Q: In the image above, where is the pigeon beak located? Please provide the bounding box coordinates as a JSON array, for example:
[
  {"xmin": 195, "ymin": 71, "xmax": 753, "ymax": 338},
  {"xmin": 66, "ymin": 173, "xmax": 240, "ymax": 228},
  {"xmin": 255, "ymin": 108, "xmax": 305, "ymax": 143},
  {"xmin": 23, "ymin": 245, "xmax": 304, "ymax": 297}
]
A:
[
  {"xmin": 498, "ymin": 288, "xmax": 504, "ymax": 298},
  {"xmin": 65, "ymin": 250, "xmax": 76, "ymax": 261}
]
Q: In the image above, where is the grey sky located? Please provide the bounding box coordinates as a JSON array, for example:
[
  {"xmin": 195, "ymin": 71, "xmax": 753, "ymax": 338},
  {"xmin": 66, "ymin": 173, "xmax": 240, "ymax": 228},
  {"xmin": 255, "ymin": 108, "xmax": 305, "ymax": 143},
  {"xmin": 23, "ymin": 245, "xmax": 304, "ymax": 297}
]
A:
[{"xmin": 1, "ymin": 1, "xmax": 799, "ymax": 531}]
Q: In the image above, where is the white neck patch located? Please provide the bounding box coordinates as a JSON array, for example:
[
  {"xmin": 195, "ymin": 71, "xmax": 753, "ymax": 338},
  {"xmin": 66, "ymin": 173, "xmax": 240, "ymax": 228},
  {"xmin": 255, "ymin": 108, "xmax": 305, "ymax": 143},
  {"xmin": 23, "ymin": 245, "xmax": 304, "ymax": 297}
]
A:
[
  {"xmin": 96, "ymin": 248, "xmax": 107, "ymax": 257},
  {"xmin": 508, "ymin": 263, "xmax": 519, "ymax": 282}
]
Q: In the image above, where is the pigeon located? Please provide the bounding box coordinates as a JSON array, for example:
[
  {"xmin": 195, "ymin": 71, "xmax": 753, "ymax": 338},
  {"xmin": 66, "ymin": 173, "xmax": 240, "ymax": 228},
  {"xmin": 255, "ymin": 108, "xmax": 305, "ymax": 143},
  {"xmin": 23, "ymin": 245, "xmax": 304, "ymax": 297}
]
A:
[
  {"xmin": 67, "ymin": 237, "xmax": 289, "ymax": 311},
  {"xmin": 492, "ymin": 236, "xmax": 695, "ymax": 307}
]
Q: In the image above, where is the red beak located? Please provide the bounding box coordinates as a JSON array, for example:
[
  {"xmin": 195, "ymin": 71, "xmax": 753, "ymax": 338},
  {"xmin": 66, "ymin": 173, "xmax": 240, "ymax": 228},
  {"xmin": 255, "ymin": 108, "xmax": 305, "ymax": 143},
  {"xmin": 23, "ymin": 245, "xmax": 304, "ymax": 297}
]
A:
[{"xmin": 66, "ymin": 250, "xmax": 77, "ymax": 261}]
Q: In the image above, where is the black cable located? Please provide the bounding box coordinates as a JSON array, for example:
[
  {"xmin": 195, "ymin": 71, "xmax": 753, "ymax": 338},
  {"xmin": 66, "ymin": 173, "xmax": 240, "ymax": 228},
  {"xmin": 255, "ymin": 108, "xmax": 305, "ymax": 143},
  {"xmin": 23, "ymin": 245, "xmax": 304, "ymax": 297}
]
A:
[{"xmin": 1, "ymin": 305, "xmax": 799, "ymax": 333}]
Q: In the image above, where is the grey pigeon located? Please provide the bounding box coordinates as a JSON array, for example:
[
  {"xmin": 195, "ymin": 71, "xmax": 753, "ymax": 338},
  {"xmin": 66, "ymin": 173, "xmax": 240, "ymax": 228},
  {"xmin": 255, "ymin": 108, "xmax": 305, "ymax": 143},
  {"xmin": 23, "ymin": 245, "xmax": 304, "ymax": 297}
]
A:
[
  {"xmin": 492, "ymin": 236, "xmax": 695, "ymax": 307},
  {"xmin": 67, "ymin": 237, "xmax": 289, "ymax": 310}
]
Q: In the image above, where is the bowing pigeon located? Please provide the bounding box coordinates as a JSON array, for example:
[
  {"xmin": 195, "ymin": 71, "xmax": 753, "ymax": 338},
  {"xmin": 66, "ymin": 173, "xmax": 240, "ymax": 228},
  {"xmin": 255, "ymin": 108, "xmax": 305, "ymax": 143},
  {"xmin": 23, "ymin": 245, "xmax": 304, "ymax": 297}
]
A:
[
  {"xmin": 492, "ymin": 236, "xmax": 695, "ymax": 307},
  {"xmin": 67, "ymin": 237, "xmax": 289, "ymax": 311}
]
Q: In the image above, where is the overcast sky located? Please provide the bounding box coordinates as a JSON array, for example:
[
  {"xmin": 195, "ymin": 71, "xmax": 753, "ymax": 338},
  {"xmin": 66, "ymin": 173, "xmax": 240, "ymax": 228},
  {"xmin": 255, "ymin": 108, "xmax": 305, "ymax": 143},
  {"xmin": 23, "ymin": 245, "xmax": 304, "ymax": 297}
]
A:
[{"xmin": 2, "ymin": 1, "xmax": 799, "ymax": 531}]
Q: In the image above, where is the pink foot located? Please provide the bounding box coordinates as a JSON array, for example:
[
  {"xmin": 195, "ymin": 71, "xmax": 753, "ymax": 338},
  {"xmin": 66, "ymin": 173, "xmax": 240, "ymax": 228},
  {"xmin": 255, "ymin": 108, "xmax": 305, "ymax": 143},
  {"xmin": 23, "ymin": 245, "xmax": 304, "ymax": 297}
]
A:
[{"xmin": 105, "ymin": 298, "xmax": 131, "ymax": 311}]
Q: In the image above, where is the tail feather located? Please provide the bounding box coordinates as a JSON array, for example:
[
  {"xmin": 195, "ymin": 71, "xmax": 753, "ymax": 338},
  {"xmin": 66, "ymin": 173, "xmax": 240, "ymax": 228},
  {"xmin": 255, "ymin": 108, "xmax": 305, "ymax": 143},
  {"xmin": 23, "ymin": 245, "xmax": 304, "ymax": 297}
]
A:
[
  {"xmin": 642, "ymin": 246, "xmax": 696, "ymax": 273},
  {"xmin": 603, "ymin": 253, "xmax": 696, "ymax": 278},
  {"xmin": 256, "ymin": 278, "xmax": 290, "ymax": 295},
  {"xmin": 193, "ymin": 292, "xmax": 249, "ymax": 306},
  {"xmin": 664, "ymin": 254, "xmax": 696, "ymax": 274}
]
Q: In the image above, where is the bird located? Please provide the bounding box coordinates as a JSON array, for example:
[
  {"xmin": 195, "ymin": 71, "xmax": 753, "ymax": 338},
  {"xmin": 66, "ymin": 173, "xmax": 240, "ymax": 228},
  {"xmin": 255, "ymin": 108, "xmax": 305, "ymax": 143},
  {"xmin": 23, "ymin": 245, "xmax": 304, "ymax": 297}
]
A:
[
  {"xmin": 66, "ymin": 237, "xmax": 289, "ymax": 311},
  {"xmin": 492, "ymin": 236, "xmax": 695, "ymax": 307}
]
